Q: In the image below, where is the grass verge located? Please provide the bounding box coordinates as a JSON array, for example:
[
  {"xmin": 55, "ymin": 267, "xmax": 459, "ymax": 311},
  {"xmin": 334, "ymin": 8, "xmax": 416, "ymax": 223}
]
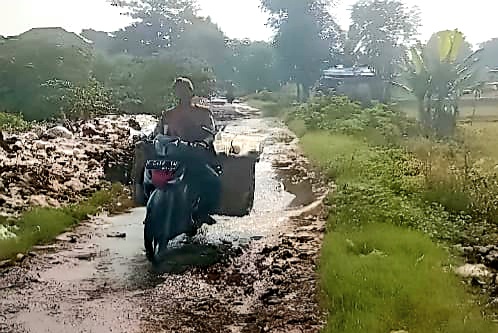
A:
[
  {"xmin": 0, "ymin": 183, "xmax": 132, "ymax": 260},
  {"xmin": 299, "ymin": 131, "xmax": 497, "ymax": 332},
  {"xmin": 321, "ymin": 223, "xmax": 493, "ymax": 333}
]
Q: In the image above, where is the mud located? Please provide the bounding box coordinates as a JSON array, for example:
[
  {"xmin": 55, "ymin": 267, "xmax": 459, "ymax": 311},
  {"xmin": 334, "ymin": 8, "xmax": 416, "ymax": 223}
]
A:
[{"xmin": 0, "ymin": 111, "xmax": 328, "ymax": 333}]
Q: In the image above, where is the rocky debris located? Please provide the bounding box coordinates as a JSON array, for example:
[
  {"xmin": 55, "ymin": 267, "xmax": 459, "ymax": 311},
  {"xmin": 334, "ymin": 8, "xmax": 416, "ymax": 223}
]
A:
[
  {"xmin": 15, "ymin": 253, "xmax": 25, "ymax": 262},
  {"xmin": 55, "ymin": 232, "xmax": 78, "ymax": 243},
  {"xmin": 0, "ymin": 259, "xmax": 12, "ymax": 268},
  {"xmin": 127, "ymin": 118, "xmax": 141, "ymax": 131},
  {"xmin": 0, "ymin": 115, "xmax": 142, "ymax": 216},
  {"xmin": 81, "ymin": 123, "xmax": 100, "ymax": 137},
  {"xmin": 42, "ymin": 126, "xmax": 74, "ymax": 140},
  {"xmin": 244, "ymin": 217, "xmax": 326, "ymax": 332},
  {"xmin": 453, "ymin": 244, "xmax": 474, "ymax": 256},
  {"xmin": 455, "ymin": 264, "xmax": 492, "ymax": 278},
  {"xmin": 455, "ymin": 244, "xmax": 498, "ymax": 271},
  {"xmin": 67, "ymin": 250, "xmax": 97, "ymax": 261},
  {"xmin": 209, "ymin": 103, "xmax": 256, "ymax": 122},
  {"xmin": 106, "ymin": 232, "xmax": 126, "ymax": 238},
  {"xmin": 32, "ymin": 244, "xmax": 59, "ymax": 251},
  {"xmin": 452, "ymin": 244, "xmax": 498, "ymax": 318}
]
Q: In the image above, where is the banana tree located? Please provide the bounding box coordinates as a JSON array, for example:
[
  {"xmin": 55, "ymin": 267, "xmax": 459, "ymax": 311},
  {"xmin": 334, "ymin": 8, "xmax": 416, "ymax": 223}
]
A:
[
  {"xmin": 393, "ymin": 42, "xmax": 431, "ymax": 127},
  {"xmin": 395, "ymin": 30, "xmax": 482, "ymax": 136}
]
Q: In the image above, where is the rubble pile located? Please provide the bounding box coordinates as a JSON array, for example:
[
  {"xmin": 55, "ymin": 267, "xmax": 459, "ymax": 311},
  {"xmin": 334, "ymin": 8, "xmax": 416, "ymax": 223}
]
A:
[{"xmin": 0, "ymin": 116, "xmax": 140, "ymax": 216}]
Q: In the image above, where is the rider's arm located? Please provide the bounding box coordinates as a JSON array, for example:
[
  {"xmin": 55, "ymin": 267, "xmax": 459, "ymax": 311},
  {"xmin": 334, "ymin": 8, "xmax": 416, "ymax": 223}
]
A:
[
  {"xmin": 199, "ymin": 108, "xmax": 216, "ymax": 144},
  {"xmin": 153, "ymin": 111, "xmax": 166, "ymax": 137},
  {"xmin": 206, "ymin": 112, "xmax": 216, "ymax": 136}
]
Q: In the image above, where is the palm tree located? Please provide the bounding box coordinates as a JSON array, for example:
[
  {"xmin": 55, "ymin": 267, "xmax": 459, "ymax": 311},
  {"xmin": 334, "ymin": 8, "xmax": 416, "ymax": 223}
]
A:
[
  {"xmin": 395, "ymin": 30, "xmax": 482, "ymax": 136},
  {"xmin": 394, "ymin": 43, "xmax": 431, "ymax": 127}
]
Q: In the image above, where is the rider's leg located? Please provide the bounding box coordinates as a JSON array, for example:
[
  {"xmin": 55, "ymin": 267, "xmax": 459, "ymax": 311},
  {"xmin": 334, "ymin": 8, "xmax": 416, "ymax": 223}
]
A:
[{"xmin": 193, "ymin": 164, "xmax": 221, "ymax": 225}]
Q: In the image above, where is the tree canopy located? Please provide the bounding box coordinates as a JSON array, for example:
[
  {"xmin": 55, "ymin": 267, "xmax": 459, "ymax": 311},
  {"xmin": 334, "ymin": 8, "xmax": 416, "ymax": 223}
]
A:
[
  {"xmin": 348, "ymin": 0, "xmax": 420, "ymax": 102},
  {"xmin": 2, "ymin": 0, "xmax": 498, "ymax": 122},
  {"xmin": 0, "ymin": 28, "xmax": 94, "ymax": 120},
  {"xmin": 261, "ymin": 0, "xmax": 343, "ymax": 100}
]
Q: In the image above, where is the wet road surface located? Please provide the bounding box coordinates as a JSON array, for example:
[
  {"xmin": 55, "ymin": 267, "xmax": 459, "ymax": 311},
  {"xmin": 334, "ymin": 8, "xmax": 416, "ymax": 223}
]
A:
[{"xmin": 0, "ymin": 116, "xmax": 327, "ymax": 333}]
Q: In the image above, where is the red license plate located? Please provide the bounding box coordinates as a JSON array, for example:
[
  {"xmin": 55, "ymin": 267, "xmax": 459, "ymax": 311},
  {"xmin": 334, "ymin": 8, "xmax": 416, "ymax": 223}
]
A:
[{"xmin": 151, "ymin": 170, "xmax": 174, "ymax": 188}]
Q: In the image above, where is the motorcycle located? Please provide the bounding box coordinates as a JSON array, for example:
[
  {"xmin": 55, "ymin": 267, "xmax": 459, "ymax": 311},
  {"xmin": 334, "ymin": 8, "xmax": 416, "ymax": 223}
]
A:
[{"xmin": 141, "ymin": 126, "xmax": 222, "ymax": 261}]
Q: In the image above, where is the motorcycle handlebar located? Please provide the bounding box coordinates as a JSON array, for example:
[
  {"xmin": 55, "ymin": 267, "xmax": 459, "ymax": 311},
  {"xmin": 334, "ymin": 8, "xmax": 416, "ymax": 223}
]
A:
[{"xmin": 140, "ymin": 135, "xmax": 211, "ymax": 151}]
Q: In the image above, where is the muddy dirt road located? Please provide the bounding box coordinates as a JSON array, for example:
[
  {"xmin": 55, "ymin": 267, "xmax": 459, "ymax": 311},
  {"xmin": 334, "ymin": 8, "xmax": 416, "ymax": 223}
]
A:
[{"xmin": 0, "ymin": 116, "xmax": 327, "ymax": 333}]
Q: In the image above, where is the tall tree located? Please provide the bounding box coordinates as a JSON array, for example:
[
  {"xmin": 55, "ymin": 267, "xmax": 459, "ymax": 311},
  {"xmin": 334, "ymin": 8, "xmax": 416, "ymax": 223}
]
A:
[
  {"xmin": 0, "ymin": 28, "xmax": 93, "ymax": 120},
  {"xmin": 348, "ymin": 0, "xmax": 420, "ymax": 102},
  {"xmin": 175, "ymin": 16, "xmax": 227, "ymax": 76},
  {"xmin": 225, "ymin": 39, "xmax": 279, "ymax": 94},
  {"xmin": 110, "ymin": 0, "xmax": 198, "ymax": 56},
  {"xmin": 109, "ymin": 0, "xmax": 228, "ymax": 83},
  {"xmin": 477, "ymin": 38, "xmax": 498, "ymax": 81},
  {"xmin": 261, "ymin": 0, "xmax": 343, "ymax": 101}
]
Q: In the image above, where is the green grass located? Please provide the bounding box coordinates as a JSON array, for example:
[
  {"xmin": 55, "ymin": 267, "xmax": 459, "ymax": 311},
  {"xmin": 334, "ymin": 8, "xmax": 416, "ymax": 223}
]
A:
[
  {"xmin": 300, "ymin": 133, "xmax": 374, "ymax": 181},
  {"xmin": 322, "ymin": 223, "xmax": 495, "ymax": 333},
  {"xmin": 297, "ymin": 131, "xmax": 497, "ymax": 332},
  {"xmin": 287, "ymin": 119, "xmax": 307, "ymax": 137},
  {"xmin": 0, "ymin": 184, "xmax": 131, "ymax": 260},
  {"xmin": 396, "ymin": 98, "xmax": 498, "ymax": 121}
]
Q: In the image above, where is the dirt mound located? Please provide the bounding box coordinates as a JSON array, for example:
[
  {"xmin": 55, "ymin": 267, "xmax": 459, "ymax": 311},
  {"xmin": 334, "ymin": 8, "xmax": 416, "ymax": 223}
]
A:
[{"xmin": 0, "ymin": 116, "xmax": 140, "ymax": 216}]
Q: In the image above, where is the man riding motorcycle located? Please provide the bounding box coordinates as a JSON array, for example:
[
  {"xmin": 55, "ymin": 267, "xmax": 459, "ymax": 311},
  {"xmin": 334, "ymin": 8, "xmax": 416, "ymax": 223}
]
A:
[
  {"xmin": 153, "ymin": 77, "xmax": 215, "ymax": 142},
  {"xmin": 146, "ymin": 77, "xmax": 221, "ymax": 226}
]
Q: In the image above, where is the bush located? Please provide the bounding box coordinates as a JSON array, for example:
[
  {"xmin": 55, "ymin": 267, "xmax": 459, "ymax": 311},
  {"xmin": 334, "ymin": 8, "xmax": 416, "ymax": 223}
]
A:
[
  {"xmin": 300, "ymin": 132, "xmax": 465, "ymax": 242},
  {"xmin": 0, "ymin": 112, "xmax": 30, "ymax": 132},
  {"xmin": 292, "ymin": 96, "xmax": 419, "ymax": 143},
  {"xmin": 43, "ymin": 77, "xmax": 118, "ymax": 120}
]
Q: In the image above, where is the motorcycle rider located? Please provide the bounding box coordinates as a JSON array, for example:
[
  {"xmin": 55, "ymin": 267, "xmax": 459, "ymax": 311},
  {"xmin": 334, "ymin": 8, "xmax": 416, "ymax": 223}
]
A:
[
  {"xmin": 153, "ymin": 77, "xmax": 215, "ymax": 142},
  {"xmin": 151, "ymin": 77, "xmax": 220, "ymax": 225}
]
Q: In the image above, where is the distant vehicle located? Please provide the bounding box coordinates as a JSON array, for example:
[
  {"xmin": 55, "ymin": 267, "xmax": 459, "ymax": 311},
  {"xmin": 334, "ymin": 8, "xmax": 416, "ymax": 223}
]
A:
[
  {"xmin": 317, "ymin": 65, "xmax": 376, "ymax": 93},
  {"xmin": 210, "ymin": 96, "xmax": 228, "ymax": 105}
]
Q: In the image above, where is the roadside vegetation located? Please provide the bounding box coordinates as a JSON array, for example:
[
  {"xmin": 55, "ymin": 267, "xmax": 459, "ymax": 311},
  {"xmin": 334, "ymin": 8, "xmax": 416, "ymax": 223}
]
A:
[
  {"xmin": 286, "ymin": 94, "xmax": 498, "ymax": 332},
  {"xmin": 245, "ymin": 87, "xmax": 297, "ymax": 118},
  {"xmin": 0, "ymin": 184, "xmax": 133, "ymax": 261},
  {"xmin": 0, "ymin": 112, "xmax": 30, "ymax": 132}
]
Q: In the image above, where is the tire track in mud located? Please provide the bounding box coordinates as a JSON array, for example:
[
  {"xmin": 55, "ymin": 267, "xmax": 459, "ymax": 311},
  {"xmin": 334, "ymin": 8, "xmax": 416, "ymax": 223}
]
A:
[{"xmin": 0, "ymin": 117, "xmax": 328, "ymax": 333}]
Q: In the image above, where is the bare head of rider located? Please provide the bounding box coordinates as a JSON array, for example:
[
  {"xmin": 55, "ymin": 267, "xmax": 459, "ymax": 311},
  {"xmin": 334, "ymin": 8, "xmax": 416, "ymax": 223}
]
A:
[{"xmin": 174, "ymin": 77, "xmax": 194, "ymax": 107}]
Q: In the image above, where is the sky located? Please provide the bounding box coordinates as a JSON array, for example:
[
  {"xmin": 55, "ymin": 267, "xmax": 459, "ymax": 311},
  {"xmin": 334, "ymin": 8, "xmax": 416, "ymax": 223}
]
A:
[{"xmin": 0, "ymin": 0, "xmax": 496, "ymax": 45}]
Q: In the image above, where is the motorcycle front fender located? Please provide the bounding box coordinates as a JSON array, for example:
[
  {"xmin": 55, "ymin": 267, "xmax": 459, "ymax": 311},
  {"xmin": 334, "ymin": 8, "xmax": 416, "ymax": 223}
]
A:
[{"xmin": 145, "ymin": 181, "xmax": 194, "ymax": 248}]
